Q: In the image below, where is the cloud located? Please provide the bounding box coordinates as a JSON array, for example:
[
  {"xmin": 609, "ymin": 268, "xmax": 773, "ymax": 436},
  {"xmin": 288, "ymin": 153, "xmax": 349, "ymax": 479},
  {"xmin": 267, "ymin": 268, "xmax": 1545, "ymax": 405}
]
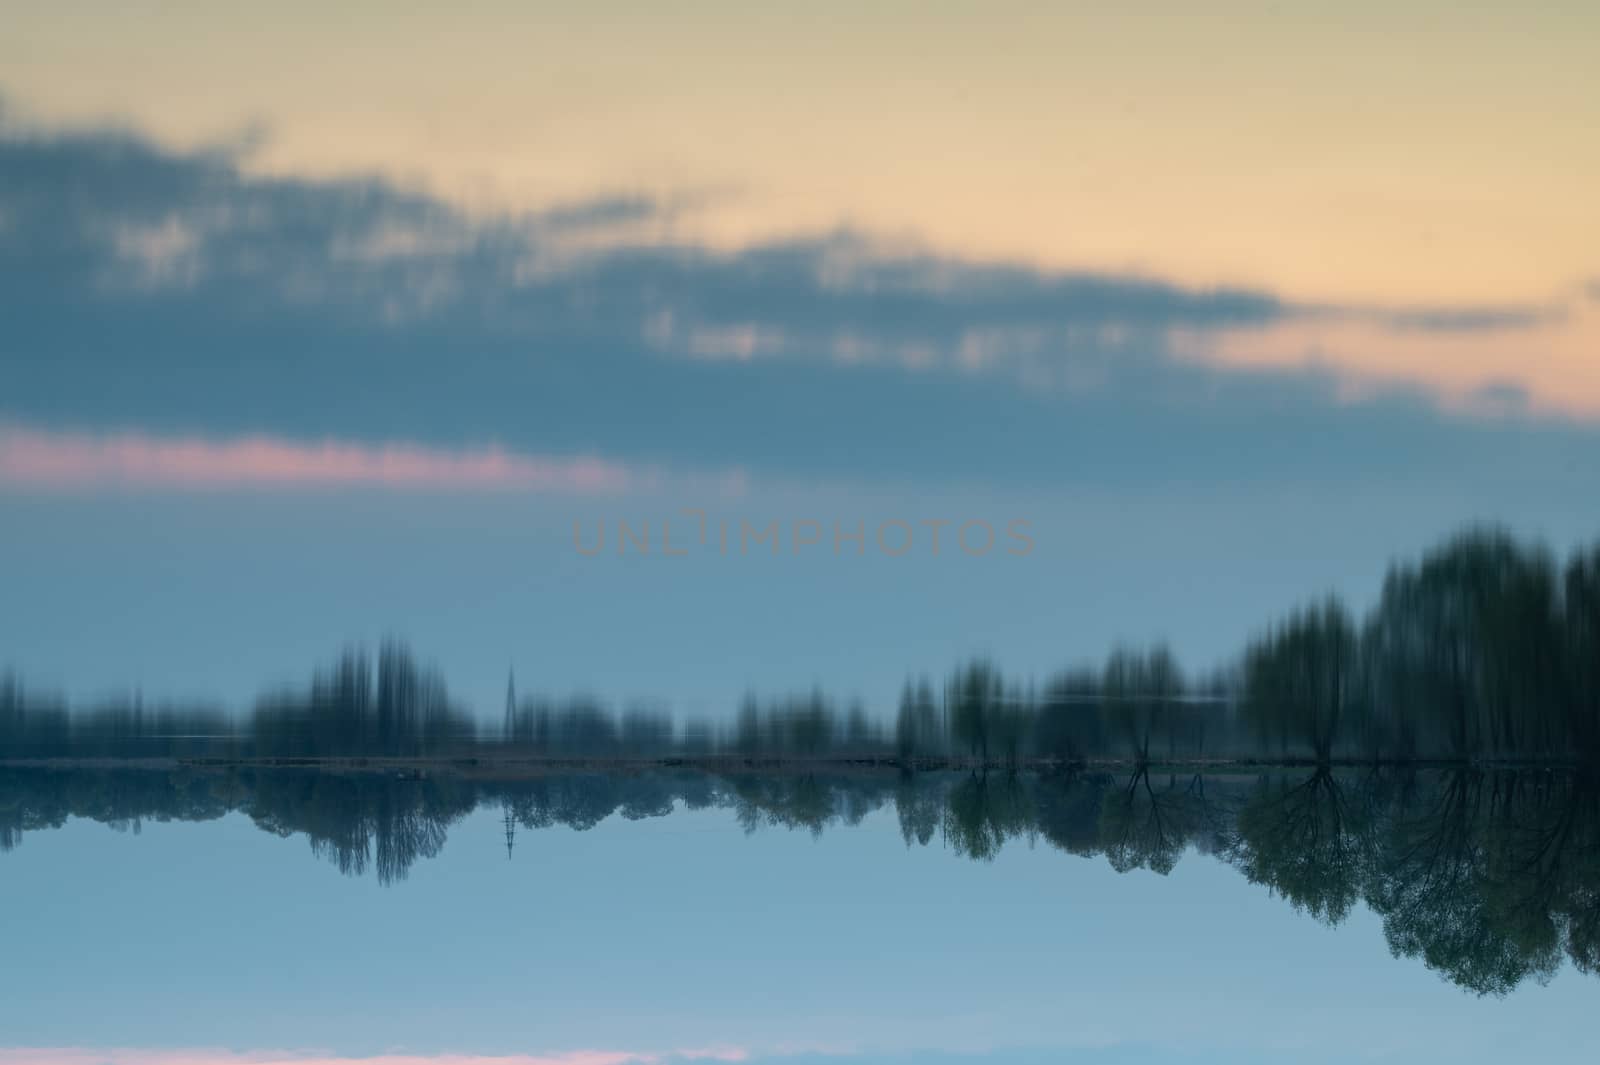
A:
[
  {"xmin": 1463, "ymin": 379, "xmax": 1534, "ymax": 416},
  {"xmin": 4, "ymin": 115, "xmax": 1563, "ymax": 393},
  {"xmin": 4, "ymin": 117, "xmax": 1561, "ymax": 390},
  {"xmin": 1377, "ymin": 306, "xmax": 1562, "ymax": 332},
  {"xmin": 1, "ymin": 116, "xmax": 1597, "ymax": 497},
  {"xmin": 0, "ymin": 423, "xmax": 638, "ymax": 493},
  {"xmin": 0, "ymin": 120, "xmax": 1284, "ymax": 373},
  {"xmin": 111, "ymin": 214, "xmax": 206, "ymax": 286},
  {"xmin": 0, "ymin": 1049, "xmax": 751, "ymax": 1065},
  {"xmin": 1195, "ymin": 304, "xmax": 1600, "ymax": 422}
]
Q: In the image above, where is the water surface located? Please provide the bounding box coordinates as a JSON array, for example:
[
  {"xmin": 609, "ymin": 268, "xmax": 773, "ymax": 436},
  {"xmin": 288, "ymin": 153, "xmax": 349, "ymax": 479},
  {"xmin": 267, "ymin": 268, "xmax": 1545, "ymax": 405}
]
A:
[{"xmin": 2, "ymin": 766, "xmax": 1596, "ymax": 1064}]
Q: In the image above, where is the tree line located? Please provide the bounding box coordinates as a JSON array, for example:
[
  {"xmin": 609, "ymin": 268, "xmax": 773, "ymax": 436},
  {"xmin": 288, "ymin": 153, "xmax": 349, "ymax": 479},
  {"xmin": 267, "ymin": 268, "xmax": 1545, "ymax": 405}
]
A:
[
  {"xmin": 3, "ymin": 526, "xmax": 1598, "ymax": 765},
  {"xmin": 894, "ymin": 528, "xmax": 1600, "ymax": 765}
]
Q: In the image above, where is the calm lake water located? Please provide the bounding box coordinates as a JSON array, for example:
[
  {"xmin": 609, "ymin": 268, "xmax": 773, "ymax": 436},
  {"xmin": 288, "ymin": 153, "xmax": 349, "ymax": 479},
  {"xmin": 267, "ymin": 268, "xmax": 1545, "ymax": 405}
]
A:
[{"xmin": 1, "ymin": 767, "xmax": 1596, "ymax": 1064}]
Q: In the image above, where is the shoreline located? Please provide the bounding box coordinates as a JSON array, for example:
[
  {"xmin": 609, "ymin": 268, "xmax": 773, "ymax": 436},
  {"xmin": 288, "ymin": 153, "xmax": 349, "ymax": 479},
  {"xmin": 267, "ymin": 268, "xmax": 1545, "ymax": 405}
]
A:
[{"xmin": 1, "ymin": 754, "xmax": 1593, "ymax": 777}]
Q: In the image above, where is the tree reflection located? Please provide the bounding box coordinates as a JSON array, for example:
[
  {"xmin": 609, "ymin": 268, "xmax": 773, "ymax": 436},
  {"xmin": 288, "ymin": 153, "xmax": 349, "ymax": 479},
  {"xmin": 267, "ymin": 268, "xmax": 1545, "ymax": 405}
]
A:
[
  {"xmin": 944, "ymin": 771, "xmax": 1035, "ymax": 861},
  {"xmin": 1099, "ymin": 768, "xmax": 1214, "ymax": 875},
  {"xmin": 8, "ymin": 762, "xmax": 1597, "ymax": 994},
  {"xmin": 1229, "ymin": 769, "xmax": 1368, "ymax": 923}
]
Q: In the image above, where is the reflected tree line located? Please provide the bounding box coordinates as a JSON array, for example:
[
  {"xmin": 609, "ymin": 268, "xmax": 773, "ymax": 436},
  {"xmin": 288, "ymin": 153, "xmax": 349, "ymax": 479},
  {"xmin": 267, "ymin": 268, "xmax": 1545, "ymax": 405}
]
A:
[
  {"xmin": 3, "ymin": 526, "xmax": 1599, "ymax": 765},
  {"xmin": 1, "ymin": 761, "xmax": 1596, "ymax": 995}
]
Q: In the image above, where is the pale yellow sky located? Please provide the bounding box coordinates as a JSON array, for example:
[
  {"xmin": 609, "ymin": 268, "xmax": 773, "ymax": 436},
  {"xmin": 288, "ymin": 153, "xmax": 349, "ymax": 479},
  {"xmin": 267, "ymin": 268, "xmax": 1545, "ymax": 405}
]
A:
[{"xmin": 4, "ymin": 1, "xmax": 1597, "ymax": 411}]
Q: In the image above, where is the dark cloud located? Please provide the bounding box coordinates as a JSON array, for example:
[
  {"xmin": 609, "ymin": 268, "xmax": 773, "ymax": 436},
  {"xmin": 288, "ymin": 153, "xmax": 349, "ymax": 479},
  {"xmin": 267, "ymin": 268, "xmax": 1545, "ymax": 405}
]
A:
[
  {"xmin": 1380, "ymin": 307, "xmax": 1561, "ymax": 332},
  {"xmin": 0, "ymin": 123, "xmax": 1282, "ymax": 359},
  {"xmin": 1466, "ymin": 379, "xmax": 1534, "ymax": 416},
  {"xmin": 1, "ymin": 121, "xmax": 1596, "ymax": 495}
]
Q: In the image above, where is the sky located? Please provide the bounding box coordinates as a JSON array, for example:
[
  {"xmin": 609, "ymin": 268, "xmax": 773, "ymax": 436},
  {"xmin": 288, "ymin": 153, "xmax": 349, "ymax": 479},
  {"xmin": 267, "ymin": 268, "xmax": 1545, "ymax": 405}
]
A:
[{"xmin": 1, "ymin": 3, "xmax": 1598, "ymax": 714}]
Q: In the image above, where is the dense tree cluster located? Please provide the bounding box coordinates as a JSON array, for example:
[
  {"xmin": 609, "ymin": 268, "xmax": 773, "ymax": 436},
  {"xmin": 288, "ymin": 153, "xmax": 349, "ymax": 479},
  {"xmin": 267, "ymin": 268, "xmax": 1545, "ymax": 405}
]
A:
[
  {"xmin": 1243, "ymin": 530, "xmax": 1600, "ymax": 762},
  {"xmin": 897, "ymin": 648, "xmax": 1228, "ymax": 766},
  {"xmin": 249, "ymin": 643, "xmax": 476, "ymax": 758},
  {"xmin": 893, "ymin": 529, "xmax": 1600, "ymax": 765}
]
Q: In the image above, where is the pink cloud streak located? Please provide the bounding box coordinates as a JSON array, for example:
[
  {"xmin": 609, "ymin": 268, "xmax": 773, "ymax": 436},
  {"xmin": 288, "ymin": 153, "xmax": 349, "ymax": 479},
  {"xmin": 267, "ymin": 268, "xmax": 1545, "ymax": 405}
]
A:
[
  {"xmin": 0, "ymin": 425, "xmax": 632, "ymax": 494},
  {"xmin": 0, "ymin": 1048, "xmax": 750, "ymax": 1065}
]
